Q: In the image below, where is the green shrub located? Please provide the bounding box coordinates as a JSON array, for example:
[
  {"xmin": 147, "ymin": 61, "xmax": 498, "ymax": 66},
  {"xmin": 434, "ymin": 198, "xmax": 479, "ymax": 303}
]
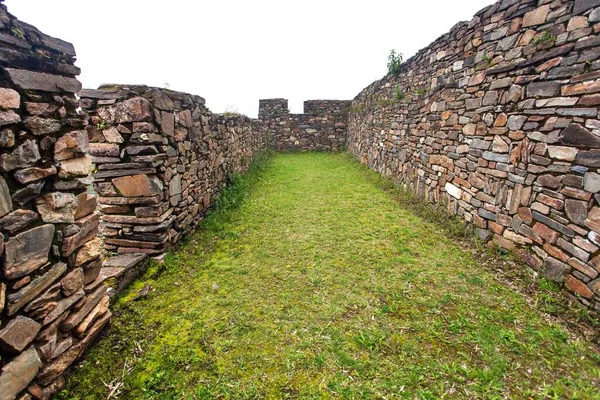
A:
[{"xmin": 387, "ymin": 50, "xmax": 404, "ymax": 76}]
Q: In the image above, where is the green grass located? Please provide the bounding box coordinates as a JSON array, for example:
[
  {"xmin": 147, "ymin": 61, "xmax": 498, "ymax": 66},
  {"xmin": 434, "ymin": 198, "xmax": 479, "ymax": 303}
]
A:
[{"xmin": 60, "ymin": 153, "xmax": 600, "ymax": 399}]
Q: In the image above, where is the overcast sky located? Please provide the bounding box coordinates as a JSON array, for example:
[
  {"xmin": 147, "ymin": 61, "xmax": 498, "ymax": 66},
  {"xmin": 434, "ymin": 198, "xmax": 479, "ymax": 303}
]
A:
[{"xmin": 5, "ymin": 0, "xmax": 490, "ymax": 117}]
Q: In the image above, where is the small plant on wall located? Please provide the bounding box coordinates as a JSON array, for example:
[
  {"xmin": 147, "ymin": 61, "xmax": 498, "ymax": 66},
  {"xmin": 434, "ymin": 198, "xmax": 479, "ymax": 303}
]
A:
[{"xmin": 387, "ymin": 50, "xmax": 404, "ymax": 76}]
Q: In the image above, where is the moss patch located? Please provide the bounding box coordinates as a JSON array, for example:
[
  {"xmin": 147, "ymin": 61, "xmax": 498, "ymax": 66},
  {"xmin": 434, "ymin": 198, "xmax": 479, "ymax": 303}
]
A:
[{"xmin": 60, "ymin": 153, "xmax": 600, "ymax": 399}]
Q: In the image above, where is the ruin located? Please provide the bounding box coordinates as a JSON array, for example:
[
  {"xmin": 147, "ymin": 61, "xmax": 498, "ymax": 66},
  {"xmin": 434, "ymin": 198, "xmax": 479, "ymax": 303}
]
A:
[{"xmin": 0, "ymin": 0, "xmax": 599, "ymax": 397}]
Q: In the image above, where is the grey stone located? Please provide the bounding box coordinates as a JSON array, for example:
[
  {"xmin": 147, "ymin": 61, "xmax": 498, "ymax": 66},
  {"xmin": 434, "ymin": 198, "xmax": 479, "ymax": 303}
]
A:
[
  {"xmin": 507, "ymin": 115, "xmax": 527, "ymax": 130},
  {"xmin": 0, "ymin": 209, "xmax": 38, "ymax": 234},
  {"xmin": 23, "ymin": 117, "xmax": 62, "ymax": 135},
  {"xmin": 0, "ymin": 347, "xmax": 42, "ymax": 400},
  {"xmin": 4, "ymin": 68, "xmax": 82, "ymax": 93},
  {"xmin": 12, "ymin": 182, "xmax": 44, "ymax": 206},
  {"xmin": 565, "ymin": 199, "xmax": 588, "ymax": 226},
  {"xmin": 532, "ymin": 211, "xmax": 575, "ymax": 237},
  {"xmin": 584, "ymin": 172, "xmax": 600, "ymax": 192},
  {"xmin": 574, "ymin": 0, "xmax": 600, "ymax": 15},
  {"xmin": 0, "ymin": 139, "xmax": 40, "ymax": 172},
  {"xmin": 544, "ymin": 258, "xmax": 570, "ymax": 282},
  {"xmin": 0, "ymin": 316, "xmax": 41, "ymax": 353},
  {"xmin": 0, "ymin": 110, "xmax": 20, "ymax": 127},
  {"xmin": 558, "ymin": 123, "xmax": 600, "ymax": 148},
  {"xmin": 526, "ymin": 82, "xmax": 561, "ymax": 97},
  {"xmin": 3, "ymin": 224, "xmax": 55, "ymax": 280}
]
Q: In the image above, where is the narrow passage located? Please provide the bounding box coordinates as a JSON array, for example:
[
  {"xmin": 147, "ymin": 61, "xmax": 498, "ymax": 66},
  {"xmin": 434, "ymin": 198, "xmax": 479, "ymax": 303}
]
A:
[{"xmin": 62, "ymin": 153, "xmax": 599, "ymax": 399}]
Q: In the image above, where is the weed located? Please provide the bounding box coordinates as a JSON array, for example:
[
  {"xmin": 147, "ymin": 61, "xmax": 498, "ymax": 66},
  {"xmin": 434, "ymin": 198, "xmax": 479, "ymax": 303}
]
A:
[
  {"xmin": 532, "ymin": 30, "xmax": 557, "ymax": 47},
  {"xmin": 96, "ymin": 120, "xmax": 106, "ymax": 130},
  {"xmin": 387, "ymin": 49, "xmax": 404, "ymax": 76},
  {"xmin": 10, "ymin": 27, "xmax": 25, "ymax": 39},
  {"xmin": 393, "ymin": 86, "xmax": 406, "ymax": 102}
]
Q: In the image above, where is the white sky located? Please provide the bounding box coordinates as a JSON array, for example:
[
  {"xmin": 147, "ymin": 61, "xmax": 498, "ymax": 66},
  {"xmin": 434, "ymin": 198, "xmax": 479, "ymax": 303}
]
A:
[{"xmin": 5, "ymin": 0, "xmax": 490, "ymax": 117}]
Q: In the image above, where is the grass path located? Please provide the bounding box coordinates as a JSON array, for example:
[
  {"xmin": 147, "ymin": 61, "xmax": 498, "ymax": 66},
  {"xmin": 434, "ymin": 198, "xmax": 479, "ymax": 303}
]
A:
[{"xmin": 61, "ymin": 153, "xmax": 599, "ymax": 399}]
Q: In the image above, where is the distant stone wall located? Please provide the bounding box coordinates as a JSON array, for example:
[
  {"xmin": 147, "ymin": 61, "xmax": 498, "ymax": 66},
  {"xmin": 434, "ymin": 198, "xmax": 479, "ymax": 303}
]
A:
[
  {"xmin": 80, "ymin": 85, "xmax": 266, "ymax": 256},
  {"xmin": 348, "ymin": 0, "xmax": 600, "ymax": 311},
  {"xmin": 259, "ymin": 99, "xmax": 350, "ymax": 151},
  {"xmin": 0, "ymin": 2, "xmax": 111, "ymax": 399}
]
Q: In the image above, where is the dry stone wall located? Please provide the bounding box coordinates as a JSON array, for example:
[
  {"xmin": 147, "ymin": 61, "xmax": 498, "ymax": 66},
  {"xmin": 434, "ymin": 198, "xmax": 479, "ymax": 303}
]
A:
[
  {"xmin": 259, "ymin": 99, "xmax": 350, "ymax": 151},
  {"xmin": 0, "ymin": 2, "xmax": 112, "ymax": 399},
  {"xmin": 347, "ymin": 0, "xmax": 600, "ymax": 311},
  {"xmin": 79, "ymin": 86, "xmax": 265, "ymax": 258}
]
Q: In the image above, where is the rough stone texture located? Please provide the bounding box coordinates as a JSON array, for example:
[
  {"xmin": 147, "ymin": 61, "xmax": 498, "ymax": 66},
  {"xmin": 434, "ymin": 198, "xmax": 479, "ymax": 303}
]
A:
[
  {"xmin": 80, "ymin": 85, "xmax": 266, "ymax": 256},
  {"xmin": 259, "ymin": 99, "xmax": 350, "ymax": 151},
  {"xmin": 0, "ymin": 4, "xmax": 111, "ymax": 397},
  {"xmin": 347, "ymin": 0, "xmax": 600, "ymax": 313}
]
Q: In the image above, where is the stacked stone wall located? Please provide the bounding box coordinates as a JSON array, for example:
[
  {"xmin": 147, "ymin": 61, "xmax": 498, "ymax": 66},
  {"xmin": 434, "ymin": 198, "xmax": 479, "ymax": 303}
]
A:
[
  {"xmin": 80, "ymin": 85, "xmax": 266, "ymax": 257},
  {"xmin": 259, "ymin": 98, "xmax": 350, "ymax": 151},
  {"xmin": 0, "ymin": 2, "xmax": 111, "ymax": 398},
  {"xmin": 347, "ymin": 0, "xmax": 600, "ymax": 311}
]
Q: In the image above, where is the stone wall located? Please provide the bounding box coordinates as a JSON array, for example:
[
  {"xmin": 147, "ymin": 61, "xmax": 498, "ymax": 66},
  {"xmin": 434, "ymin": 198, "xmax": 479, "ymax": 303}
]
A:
[
  {"xmin": 259, "ymin": 98, "xmax": 350, "ymax": 151},
  {"xmin": 79, "ymin": 85, "xmax": 266, "ymax": 257},
  {"xmin": 0, "ymin": 2, "xmax": 112, "ymax": 398},
  {"xmin": 347, "ymin": 0, "xmax": 600, "ymax": 311}
]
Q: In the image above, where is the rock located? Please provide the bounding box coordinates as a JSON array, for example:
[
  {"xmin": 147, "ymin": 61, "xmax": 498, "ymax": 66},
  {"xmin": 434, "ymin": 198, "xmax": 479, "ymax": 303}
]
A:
[
  {"xmin": 0, "ymin": 128, "xmax": 15, "ymax": 147},
  {"xmin": 507, "ymin": 115, "xmax": 527, "ymax": 130},
  {"xmin": 14, "ymin": 165, "xmax": 57, "ymax": 184},
  {"xmin": 12, "ymin": 182, "xmax": 44, "ymax": 206},
  {"xmin": 61, "ymin": 285, "xmax": 107, "ymax": 332},
  {"xmin": 61, "ymin": 214, "xmax": 99, "ymax": 256},
  {"xmin": 161, "ymin": 112, "xmax": 175, "ymax": 135},
  {"xmin": 576, "ymin": 150, "xmax": 600, "ymax": 167},
  {"xmin": 54, "ymin": 130, "xmax": 89, "ymax": 161},
  {"xmin": 574, "ymin": 0, "xmax": 600, "ymax": 15},
  {"xmin": 97, "ymin": 97, "xmax": 152, "ymax": 124},
  {"xmin": 0, "ymin": 347, "xmax": 42, "ymax": 400},
  {"xmin": 565, "ymin": 200, "xmax": 588, "ymax": 226},
  {"xmin": 0, "ymin": 316, "xmax": 41, "ymax": 353},
  {"xmin": 584, "ymin": 172, "xmax": 600, "ymax": 193},
  {"xmin": 0, "ymin": 209, "xmax": 38, "ymax": 234},
  {"xmin": 445, "ymin": 182, "xmax": 462, "ymax": 199},
  {"xmin": 545, "ymin": 257, "xmax": 570, "ymax": 282},
  {"xmin": 3, "ymin": 224, "xmax": 55, "ymax": 280},
  {"xmin": 103, "ymin": 253, "xmax": 147, "ymax": 269},
  {"xmin": 4, "ymin": 68, "xmax": 81, "ymax": 93},
  {"xmin": 548, "ymin": 146, "xmax": 578, "ymax": 161},
  {"xmin": 0, "ymin": 139, "xmax": 40, "ymax": 172},
  {"xmin": 585, "ymin": 207, "xmax": 600, "ymax": 232},
  {"xmin": 558, "ymin": 123, "xmax": 600, "ymax": 148},
  {"xmin": 73, "ymin": 237, "xmax": 102, "ymax": 266},
  {"xmin": 0, "ymin": 175, "xmax": 12, "ymax": 218},
  {"xmin": 527, "ymin": 82, "xmax": 560, "ymax": 97},
  {"xmin": 112, "ymin": 174, "xmax": 162, "ymax": 197},
  {"xmin": 0, "ymin": 88, "xmax": 20, "ymax": 109},
  {"xmin": 23, "ymin": 117, "xmax": 61, "ymax": 135},
  {"xmin": 102, "ymin": 126, "xmax": 124, "ymax": 143},
  {"xmin": 41, "ymin": 289, "xmax": 85, "ymax": 326},
  {"xmin": 0, "ymin": 110, "xmax": 21, "ymax": 127},
  {"xmin": 36, "ymin": 192, "xmax": 78, "ymax": 223},
  {"xmin": 75, "ymin": 295, "xmax": 110, "ymax": 336},
  {"xmin": 89, "ymin": 143, "xmax": 120, "ymax": 157},
  {"xmin": 522, "ymin": 5, "xmax": 550, "ymax": 27},
  {"xmin": 74, "ymin": 193, "xmax": 97, "ymax": 220},
  {"xmin": 152, "ymin": 90, "xmax": 174, "ymax": 110},
  {"xmin": 60, "ymin": 267, "xmax": 84, "ymax": 297},
  {"xmin": 58, "ymin": 155, "xmax": 94, "ymax": 179},
  {"xmin": 565, "ymin": 275, "xmax": 593, "ymax": 299}
]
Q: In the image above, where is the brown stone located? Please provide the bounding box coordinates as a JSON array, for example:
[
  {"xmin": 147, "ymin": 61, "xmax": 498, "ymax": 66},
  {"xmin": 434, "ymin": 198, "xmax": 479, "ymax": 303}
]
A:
[
  {"xmin": 54, "ymin": 130, "xmax": 89, "ymax": 161},
  {"xmin": 562, "ymin": 80, "xmax": 600, "ymax": 96},
  {"xmin": 585, "ymin": 206, "xmax": 600, "ymax": 233},
  {"xmin": 544, "ymin": 257, "xmax": 570, "ymax": 282},
  {"xmin": 533, "ymin": 223, "xmax": 559, "ymax": 244},
  {"xmin": 102, "ymin": 126, "xmax": 124, "ymax": 143},
  {"xmin": 565, "ymin": 200, "xmax": 588, "ymax": 226},
  {"xmin": 0, "ymin": 316, "xmax": 41, "ymax": 353},
  {"xmin": 58, "ymin": 155, "xmax": 94, "ymax": 179},
  {"xmin": 112, "ymin": 174, "xmax": 162, "ymax": 197},
  {"xmin": 73, "ymin": 237, "xmax": 102, "ymax": 267},
  {"xmin": 565, "ymin": 275, "xmax": 593, "ymax": 299},
  {"xmin": 0, "ymin": 347, "xmax": 42, "ymax": 400},
  {"xmin": 161, "ymin": 111, "xmax": 175, "ymax": 135},
  {"xmin": 36, "ymin": 192, "xmax": 78, "ymax": 223},
  {"xmin": 6, "ymin": 263, "xmax": 67, "ymax": 316},
  {"xmin": 23, "ymin": 117, "xmax": 61, "ymax": 135},
  {"xmin": 0, "ymin": 88, "xmax": 20, "ymax": 109},
  {"xmin": 0, "ymin": 139, "xmax": 40, "ymax": 172},
  {"xmin": 522, "ymin": 5, "xmax": 550, "ymax": 27},
  {"xmin": 89, "ymin": 142, "xmax": 120, "ymax": 157},
  {"xmin": 97, "ymin": 97, "xmax": 152, "ymax": 124},
  {"xmin": 0, "ymin": 175, "xmax": 12, "ymax": 218},
  {"xmin": 0, "ymin": 110, "xmax": 21, "ymax": 126},
  {"xmin": 61, "ymin": 285, "xmax": 107, "ymax": 332},
  {"xmin": 3, "ymin": 224, "xmax": 55, "ymax": 280},
  {"xmin": 61, "ymin": 214, "xmax": 100, "ymax": 256},
  {"xmin": 0, "ymin": 282, "xmax": 5, "ymax": 314},
  {"xmin": 41, "ymin": 289, "xmax": 85, "ymax": 326},
  {"xmin": 0, "ymin": 209, "xmax": 38, "ymax": 234},
  {"xmin": 558, "ymin": 123, "xmax": 600, "ymax": 148},
  {"xmin": 60, "ymin": 267, "xmax": 84, "ymax": 297},
  {"xmin": 14, "ymin": 165, "xmax": 57, "ymax": 184},
  {"xmin": 74, "ymin": 193, "xmax": 97, "ymax": 220},
  {"xmin": 75, "ymin": 295, "xmax": 110, "ymax": 336}
]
